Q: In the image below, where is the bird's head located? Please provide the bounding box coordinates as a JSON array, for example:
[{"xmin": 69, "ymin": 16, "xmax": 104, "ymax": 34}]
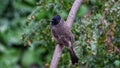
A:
[{"xmin": 51, "ymin": 15, "xmax": 61, "ymax": 25}]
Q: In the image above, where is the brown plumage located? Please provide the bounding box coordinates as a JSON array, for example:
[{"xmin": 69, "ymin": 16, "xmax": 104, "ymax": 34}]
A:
[{"xmin": 50, "ymin": 15, "xmax": 78, "ymax": 65}]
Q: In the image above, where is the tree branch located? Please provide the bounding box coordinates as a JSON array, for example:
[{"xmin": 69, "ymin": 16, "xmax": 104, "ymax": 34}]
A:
[
  {"xmin": 50, "ymin": 0, "xmax": 82, "ymax": 68},
  {"xmin": 66, "ymin": 0, "xmax": 83, "ymax": 29},
  {"xmin": 50, "ymin": 44, "xmax": 63, "ymax": 68}
]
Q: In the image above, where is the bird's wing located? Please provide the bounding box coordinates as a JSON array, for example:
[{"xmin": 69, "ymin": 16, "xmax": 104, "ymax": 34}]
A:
[
  {"xmin": 51, "ymin": 28, "xmax": 59, "ymax": 39},
  {"xmin": 66, "ymin": 31, "xmax": 75, "ymax": 44},
  {"xmin": 70, "ymin": 34, "xmax": 75, "ymax": 44},
  {"xmin": 51, "ymin": 27, "xmax": 64, "ymax": 44}
]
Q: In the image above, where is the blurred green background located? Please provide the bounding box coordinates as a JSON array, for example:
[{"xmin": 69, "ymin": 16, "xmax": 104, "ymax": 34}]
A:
[{"xmin": 0, "ymin": 0, "xmax": 120, "ymax": 68}]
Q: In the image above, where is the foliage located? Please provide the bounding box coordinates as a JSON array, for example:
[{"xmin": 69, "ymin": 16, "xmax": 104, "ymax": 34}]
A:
[{"xmin": 0, "ymin": 0, "xmax": 120, "ymax": 68}]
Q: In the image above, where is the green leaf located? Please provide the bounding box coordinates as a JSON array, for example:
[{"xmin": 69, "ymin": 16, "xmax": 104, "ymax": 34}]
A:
[
  {"xmin": 114, "ymin": 60, "xmax": 120, "ymax": 67},
  {"xmin": 77, "ymin": 5, "xmax": 88, "ymax": 17},
  {"xmin": 36, "ymin": 9, "xmax": 47, "ymax": 20}
]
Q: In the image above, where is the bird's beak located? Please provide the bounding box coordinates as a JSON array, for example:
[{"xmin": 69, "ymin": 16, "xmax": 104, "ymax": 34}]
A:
[{"xmin": 50, "ymin": 20, "xmax": 53, "ymax": 22}]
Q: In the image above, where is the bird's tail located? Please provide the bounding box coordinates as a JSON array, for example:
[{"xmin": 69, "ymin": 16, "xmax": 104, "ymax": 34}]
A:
[{"xmin": 68, "ymin": 47, "xmax": 78, "ymax": 65}]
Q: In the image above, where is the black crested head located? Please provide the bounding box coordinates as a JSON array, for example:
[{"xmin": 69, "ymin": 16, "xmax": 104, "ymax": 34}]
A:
[{"xmin": 51, "ymin": 15, "xmax": 61, "ymax": 25}]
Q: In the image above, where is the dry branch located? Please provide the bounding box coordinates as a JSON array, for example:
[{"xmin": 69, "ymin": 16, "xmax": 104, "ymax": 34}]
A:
[{"xmin": 105, "ymin": 23, "xmax": 120, "ymax": 55}]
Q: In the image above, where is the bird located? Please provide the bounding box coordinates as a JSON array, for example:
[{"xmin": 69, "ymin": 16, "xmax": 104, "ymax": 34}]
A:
[{"xmin": 50, "ymin": 15, "xmax": 78, "ymax": 65}]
